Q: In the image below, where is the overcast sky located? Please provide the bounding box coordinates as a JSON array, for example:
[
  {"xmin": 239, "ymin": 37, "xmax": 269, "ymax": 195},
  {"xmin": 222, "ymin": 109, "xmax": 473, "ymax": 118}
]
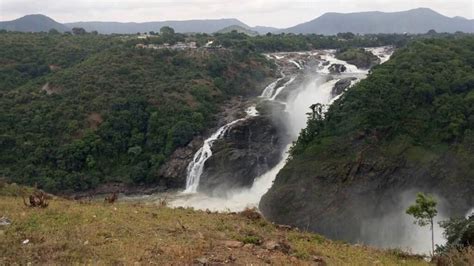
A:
[{"xmin": 0, "ymin": 0, "xmax": 472, "ymax": 28}]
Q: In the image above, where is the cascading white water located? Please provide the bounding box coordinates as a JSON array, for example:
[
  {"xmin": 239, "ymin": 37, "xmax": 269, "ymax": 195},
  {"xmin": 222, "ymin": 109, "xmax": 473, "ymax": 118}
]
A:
[
  {"xmin": 174, "ymin": 48, "xmax": 393, "ymax": 211},
  {"xmin": 319, "ymin": 51, "xmax": 367, "ymax": 74},
  {"xmin": 286, "ymin": 77, "xmax": 338, "ymax": 136},
  {"xmin": 466, "ymin": 207, "xmax": 474, "ymax": 218},
  {"xmin": 184, "ymin": 107, "xmax": 259, "ymax": 193},
  {"xmin": 271, "ymin": 75, "xmax": 296, "ymax": 101},
  {"xmin": 289, "ymin": 59, "xmax": 303, "ymax": 70},
  {"xmin": 183, "ymin": 67, "xmax": 292, "ymax": 194},
  {"xmin": 172, "ymin": 144, "xmax": 291, "ymax": 211},
  {"xmin": 365, "ymin": 46, "xmax": 394, "ymax": 64},
  {"xmin": 184, "ymin": 119, "xmax": 244, "ymax": 193},
  {"xmin": 260, "ymin": 72, "xmax": 285, "ymax": 99},
  {"xmin": 173, "ymin": 74, "xmax": 341, "ymax": 211}
]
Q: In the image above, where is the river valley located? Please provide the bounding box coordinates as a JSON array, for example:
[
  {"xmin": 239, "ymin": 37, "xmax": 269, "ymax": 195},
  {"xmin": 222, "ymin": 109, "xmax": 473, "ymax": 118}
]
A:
[{"xmin": 119, "ymin": 47, "xmax": 456, "ymax": 254}]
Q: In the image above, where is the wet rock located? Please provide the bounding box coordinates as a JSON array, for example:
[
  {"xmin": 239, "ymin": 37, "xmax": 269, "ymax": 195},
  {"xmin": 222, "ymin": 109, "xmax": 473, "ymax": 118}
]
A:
[
  {"xmin": 328, "ymin": 64, "xmax": 347, "ymax": 74},
  {"xmin": 331, "ymin": 77, "xmax": 357, "ymax": 97},
  {"xmin": 198, "ymin": 110, "xmax": 290, "ymax": 195},
  {"xmin": 260, "ymin": 149, "xmax": 474, "ymax": 249},
  {"xmin": 157, "ymin": 137, "xmax": 203, "ymax": 187}
]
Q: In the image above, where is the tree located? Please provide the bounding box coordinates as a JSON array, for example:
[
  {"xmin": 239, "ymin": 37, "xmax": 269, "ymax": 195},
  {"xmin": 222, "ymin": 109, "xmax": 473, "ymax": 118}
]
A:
[
  {"xmin": 48, "ymin": 28, "xmax": 60, "ymax": 34},
  {"xmin": 437, "ymin": 214, "xmax": 474, "ymax": 252},
  {"xmin": 72, "ymin": 27, "xmax": 87, "ymax": 35},
  {"xmin": 160, "ymin": 26, "xmax": 175, "ymax": 36},
  {"xmin": 406, "ymin": 192, "xmax": 438, "ymax": 255}
]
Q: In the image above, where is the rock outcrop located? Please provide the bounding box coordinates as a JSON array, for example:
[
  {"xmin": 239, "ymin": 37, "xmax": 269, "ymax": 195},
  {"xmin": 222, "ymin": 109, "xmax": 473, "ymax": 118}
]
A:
[
  {"xmin": 331, "ymin": 77, "xmax": 357, "ymax": 97},
  {"xmin": 158, "ymin": 138, "xmax": 203, "ymax": 187},
  {"xmin": 198, "ymin": 102, "xmax": 290, "ymax": 195},
  {"xmin": 328, "ymin": 64, "xmax": 347, "ymax": 74},
  {"xmin": 260, "ymin": 145, "xmax": 474, "ymax": 247},
  {"xmin": 335, "ymin": 48, "xmax": 381, "ymax": 69}
]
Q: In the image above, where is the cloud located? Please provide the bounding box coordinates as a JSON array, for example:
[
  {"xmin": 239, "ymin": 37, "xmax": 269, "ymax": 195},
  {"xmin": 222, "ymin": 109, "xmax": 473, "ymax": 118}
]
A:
[{"xmin": 0, "ymin": 0, "xmax": 472, "ymax": 28}]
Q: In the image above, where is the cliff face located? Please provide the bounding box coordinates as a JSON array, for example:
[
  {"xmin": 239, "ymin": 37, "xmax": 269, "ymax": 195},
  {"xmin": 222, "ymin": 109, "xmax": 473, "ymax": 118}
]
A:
[
  {"xmin": 260, "ymin": 37, "xmax": 474, "ymax": 246},
  {"xmin": 199, "ymin": 103, "xmax": 290, "ymax": 195},
  {"xmin": 260, "ymin": 138, "xmax": 473, "ymax": 245}
]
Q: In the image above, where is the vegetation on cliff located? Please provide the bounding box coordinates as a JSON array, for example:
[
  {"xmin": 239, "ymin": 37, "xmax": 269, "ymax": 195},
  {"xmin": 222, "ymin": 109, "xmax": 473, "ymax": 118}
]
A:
[
  {"xmin": 290, "ymin": 36, "xmax": 474, "ymax": 170},
  {"xmin": 335, "ymin": 47, "xmax": 381, "ymax": 68}
]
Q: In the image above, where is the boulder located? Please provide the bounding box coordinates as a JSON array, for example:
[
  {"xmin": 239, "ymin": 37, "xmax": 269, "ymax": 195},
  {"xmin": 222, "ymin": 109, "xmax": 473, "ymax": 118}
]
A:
[
  {"xmin": 331, "ymin": 77, "xmax": 357, "ymax": 97},
  {"xmin": 328, "ymin": 64, "xmax": 347, "ymax": 74}
]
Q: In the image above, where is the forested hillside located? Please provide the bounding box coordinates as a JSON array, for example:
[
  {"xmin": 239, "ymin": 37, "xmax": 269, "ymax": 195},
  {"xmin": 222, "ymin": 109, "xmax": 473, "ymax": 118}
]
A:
[
  {"xmin": 261, "ymin": 36, "xmax": 474, "ymax": 244},
  {"xmin": 0, "ymin": 32, "xmax": 272, "ymax": 192},
  {"xmin": 2, "ymin": 30, "xmax": 469, "ymax": 194}
]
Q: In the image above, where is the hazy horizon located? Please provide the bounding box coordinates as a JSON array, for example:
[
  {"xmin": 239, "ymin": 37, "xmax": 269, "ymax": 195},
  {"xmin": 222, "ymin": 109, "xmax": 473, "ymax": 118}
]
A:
[{"xmin": 0, "ymin": 0, "xmax": 472, "ymax": 28}]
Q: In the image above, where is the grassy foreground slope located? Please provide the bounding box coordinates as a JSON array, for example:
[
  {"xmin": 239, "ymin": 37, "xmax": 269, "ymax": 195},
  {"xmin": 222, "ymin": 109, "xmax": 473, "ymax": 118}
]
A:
[{"xmin": 0, "ymin": 186, "xmax": 425, "ymax": 265}]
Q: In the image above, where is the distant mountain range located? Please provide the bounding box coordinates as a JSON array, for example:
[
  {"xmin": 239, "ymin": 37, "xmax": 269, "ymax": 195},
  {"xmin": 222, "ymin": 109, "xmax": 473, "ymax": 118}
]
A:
[
  {"xmin": 0, "ymin": 14, "xmax": 275, "ymax": 35},
  {"xmin": 1, "ymin": 8, "xmax": 473, "ymax": 35},
  {"xmin": 0, "ymin": 14, "xmax": 69, "ymax": 32},
  {"xmin": 280, "ymin": 8, "xmax": 474, "ymax": 34},
  {"xmin": 66, "ymin": 19, "xmax": 252, "ymax": 34}
]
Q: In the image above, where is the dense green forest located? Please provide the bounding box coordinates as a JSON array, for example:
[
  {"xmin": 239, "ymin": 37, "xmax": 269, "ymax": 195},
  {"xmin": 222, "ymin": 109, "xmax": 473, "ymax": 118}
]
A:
[
  {"xmin": 274, "ymin": 36, "xmax": 474, "ymax": 207},
  {"xmin": 2, "ymin": 29, "xmax": 469, "ymax": 193},
  {"xmin": 0, "ymin": 32, "xmax": 272, "ymax": 192},
  {"xmin": 290, "ymin": 36, "xmax": 474, "ymax": 160}
]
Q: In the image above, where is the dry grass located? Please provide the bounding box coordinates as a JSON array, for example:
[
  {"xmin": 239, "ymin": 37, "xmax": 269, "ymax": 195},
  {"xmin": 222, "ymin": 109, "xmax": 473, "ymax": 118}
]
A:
[
  {"xmin": 433, "ymin": 247, "xmax": 474, "ymax": 266},
  {"xmin": 0, "ymin": 189, "xmax": 428, "ymax": 265}
]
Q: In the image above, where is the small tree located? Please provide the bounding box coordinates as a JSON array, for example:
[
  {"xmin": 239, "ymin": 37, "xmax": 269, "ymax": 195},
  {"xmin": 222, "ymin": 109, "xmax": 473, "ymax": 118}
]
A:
[
  {"xmin": 406, "ymin": 192, "xmax": 438, "ymax": 255},
  {"xmin": 72, "ymin": 27, "xmax": 87, "ymax": 35},
  {"xmin": 160, "ymin": 26, "xmax": 175, "ymax": 36},
  {"xmin": 48, "ymin": 28, "xmax": 60, "ymax": 34}
]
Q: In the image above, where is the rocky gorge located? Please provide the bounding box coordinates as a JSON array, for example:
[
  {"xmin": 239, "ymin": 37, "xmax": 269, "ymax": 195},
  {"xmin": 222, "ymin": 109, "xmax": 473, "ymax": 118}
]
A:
[{"xmin": 160, "ymin": 48, "xmax": 389, "ymax": 210}]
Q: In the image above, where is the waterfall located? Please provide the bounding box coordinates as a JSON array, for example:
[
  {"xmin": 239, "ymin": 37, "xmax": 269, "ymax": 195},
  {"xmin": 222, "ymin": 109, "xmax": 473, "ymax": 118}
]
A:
[
  {"xmin": 466, "ymin": 207, "xmax": 474, "ymax": 218},
  {"xmin": 174, "ymin": 75, "xmax": 342, "ymax": 210},
  {"xmin": 184, "ymin": 108, "xmax": 258, "ymax": 193},
  {"xmin": 289, "ymin": 60, "xmax": 303, "ymax": 70},
  {"xmin": 183, "ymin": 118, "xmax": 245, "ymax": 193},
  {"xmin": 183, "ymin": 67, "xmax": 290, "ymax": 193},
  {"xmin": 260, "ymin": 72, "xmax": 285, "ymax": 99},
  {"xmin": 175, "ymin": 47, "xmax": 393, "ymax": 209},
  {"xmin": 365, "ymin": 46, "xmax": 394, "ymax": 64},
  {"xmin": 271, "ymin": 75, "xmax": 296, "ymax": 101}
]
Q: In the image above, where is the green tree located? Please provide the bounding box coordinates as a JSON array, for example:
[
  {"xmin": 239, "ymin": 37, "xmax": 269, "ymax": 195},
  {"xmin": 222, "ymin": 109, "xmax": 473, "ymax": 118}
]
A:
[
  {"xmin": 437, "ymin": 214, "xmax": 474, "ymax": 252},
  {"xmin": 160, "ymin": 26, "xmax": 175, "ymax": 36},
  {"xmin": 48, "ymin": 28, "xmax": 60, "ymax": 34},
  {"xmin": 406, "ymin": 192, "xmax": 438, "ymax": 255},
  {"xmin": 72, "ymin": 27, "xmax": 87, "ymax": 35}
]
